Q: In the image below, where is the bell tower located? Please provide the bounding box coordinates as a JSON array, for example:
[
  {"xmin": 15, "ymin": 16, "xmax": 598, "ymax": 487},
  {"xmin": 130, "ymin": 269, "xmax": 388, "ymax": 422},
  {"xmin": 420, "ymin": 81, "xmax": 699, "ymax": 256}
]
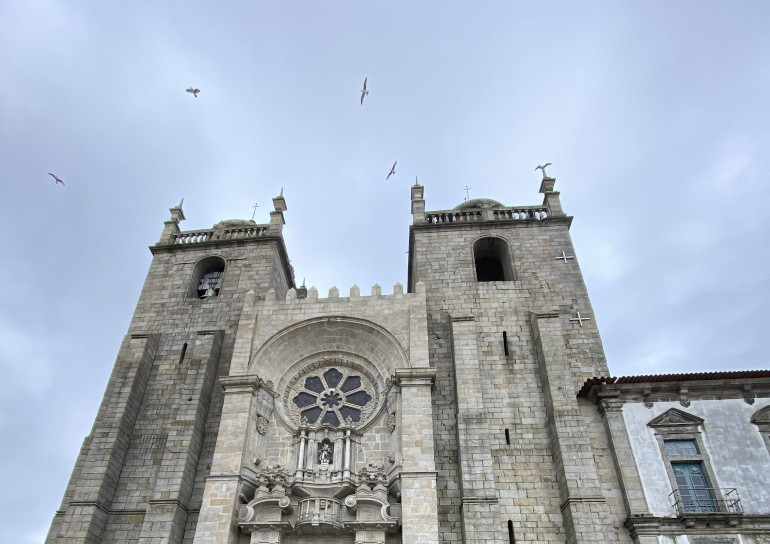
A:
[
  {"xmin": 408, "ymin": 177, "xmax": 623, "ymax": 544},
  {"xmin": 47, "ymin": 194, "xmax": 294, "ymax": 544}
]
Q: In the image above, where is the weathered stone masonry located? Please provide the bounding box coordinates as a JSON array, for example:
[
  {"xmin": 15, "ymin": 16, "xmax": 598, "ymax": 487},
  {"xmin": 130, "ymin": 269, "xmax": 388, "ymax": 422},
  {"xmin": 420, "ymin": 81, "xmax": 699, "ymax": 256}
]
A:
[{"xmin": 49, "ymin": 176, "xmax": 768, "ymax": 544}]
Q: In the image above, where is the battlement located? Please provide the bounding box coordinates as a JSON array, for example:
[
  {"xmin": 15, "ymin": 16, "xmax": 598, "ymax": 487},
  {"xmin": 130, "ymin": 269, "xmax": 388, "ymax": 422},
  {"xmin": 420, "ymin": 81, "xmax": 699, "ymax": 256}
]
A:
[{"xmin": 262, "ymin": 281, "xmax": 422, "ymax": 304}]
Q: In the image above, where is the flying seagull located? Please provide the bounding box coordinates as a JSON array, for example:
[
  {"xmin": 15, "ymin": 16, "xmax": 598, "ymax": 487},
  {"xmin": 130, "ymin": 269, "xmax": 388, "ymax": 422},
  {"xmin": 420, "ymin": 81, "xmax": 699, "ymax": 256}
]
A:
[
  {"xmin": 360, "ymin": 77, "xmax": 368, "ymax": 105},
  {"xmin": 186, "ymin": 87, "xmax": 200, "ymax": 98},
  {"xmin": 386, "ymin": 161, "xmax": 397, "ymax": 180},
  {"xmin": 48, "ymin": 173, "xmax": 65, "ymax": 186},
  {"xmin": 535, "ymin": 163, "xmax": 552, "ymax": 179}
]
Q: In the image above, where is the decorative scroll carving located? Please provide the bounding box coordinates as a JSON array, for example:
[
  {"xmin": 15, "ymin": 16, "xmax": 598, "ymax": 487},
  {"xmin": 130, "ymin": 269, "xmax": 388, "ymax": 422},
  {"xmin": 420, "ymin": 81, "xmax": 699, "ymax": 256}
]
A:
[
  {"xmin": 256, "ymin": 415, "xmax": 269, "ymax": 435},
  {"xmin": 387, "ymin": 412, "xmax": 396, "ymax": 433}
]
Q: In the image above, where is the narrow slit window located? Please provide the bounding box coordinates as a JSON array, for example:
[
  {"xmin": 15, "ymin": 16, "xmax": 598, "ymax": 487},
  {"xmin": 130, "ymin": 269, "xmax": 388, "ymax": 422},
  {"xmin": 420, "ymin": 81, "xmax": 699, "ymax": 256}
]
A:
[
  {"xmin": 179, "ymin": 343, "xmax": 187, "ymax": 364},
  {"xmin": 505, "ymin": 428, "xmax": 510, "ymax": 445},
  {"xmin": 503, "ymin": 331, "xmax": 509, "ymax": 356},
  {"xmin": 508, "ymin": 520, "xmax": 515, "ymax": 544}
]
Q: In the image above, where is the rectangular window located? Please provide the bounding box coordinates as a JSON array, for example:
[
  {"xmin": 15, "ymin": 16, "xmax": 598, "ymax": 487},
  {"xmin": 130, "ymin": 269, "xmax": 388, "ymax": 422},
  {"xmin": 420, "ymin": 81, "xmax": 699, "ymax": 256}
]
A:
[{"xmin": 665, "ymin": 439, "xmax": 699, "ymax": 456}]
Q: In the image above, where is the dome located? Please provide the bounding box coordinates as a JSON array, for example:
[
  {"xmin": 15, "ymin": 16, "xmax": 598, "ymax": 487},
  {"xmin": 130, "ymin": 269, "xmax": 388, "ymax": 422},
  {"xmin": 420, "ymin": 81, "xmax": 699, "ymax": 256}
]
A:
[
  {"xmin": 453, "ymin": 198, "xmax": 504, "ymax": 211},
  {"xmin": 213, "ymin": 219, "xmax": 258, "ymax": 228}
]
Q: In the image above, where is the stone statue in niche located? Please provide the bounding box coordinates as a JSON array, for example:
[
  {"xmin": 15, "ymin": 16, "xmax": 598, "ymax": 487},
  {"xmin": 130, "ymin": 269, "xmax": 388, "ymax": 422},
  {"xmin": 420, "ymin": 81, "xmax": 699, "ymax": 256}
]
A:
[{"xmin": 319, "ymin": 441, "xmax": 332, "ymax": 465}]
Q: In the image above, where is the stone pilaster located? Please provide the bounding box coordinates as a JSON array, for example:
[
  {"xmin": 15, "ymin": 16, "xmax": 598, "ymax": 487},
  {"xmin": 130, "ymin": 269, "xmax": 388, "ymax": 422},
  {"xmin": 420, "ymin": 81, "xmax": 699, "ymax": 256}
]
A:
[
  {"xmin": 531, "ymin": 312, "xmax": 620, "ymax": 543},
  {"xmin": 597, "ymin": 398, "xmax": 650, "ymax": 517},
  {"xmin": 47, "ymin": 334, "xmax": 159, "ymax": 544},
  {"xmin": 396, "ymin": 368, "xmax": 439, "ymax": 544},
  {"xmin": 450, "ymin": 315, "xmax": 504, "ymax": 544},
  {"xmin": 193, "ymin": 374, "xmax": 265, "ymax": 544},
  {"xmin": 138, "ymin": 330, "xmax": 224, "ymax": 544},
  {"xmin": 596, "ymin": 398, "xmax": 657, "ymax": 544},
  {"xmin": 229, "ymin": 289, "xmax": 259, "ymax": 375}
]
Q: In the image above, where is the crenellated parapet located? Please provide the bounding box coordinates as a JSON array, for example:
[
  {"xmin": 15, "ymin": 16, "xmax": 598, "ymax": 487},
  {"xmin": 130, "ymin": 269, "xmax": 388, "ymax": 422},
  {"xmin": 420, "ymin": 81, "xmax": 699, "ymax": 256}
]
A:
[{"xmin": 265, "ymin": 282, "xmax": 416, "ymax": 303}]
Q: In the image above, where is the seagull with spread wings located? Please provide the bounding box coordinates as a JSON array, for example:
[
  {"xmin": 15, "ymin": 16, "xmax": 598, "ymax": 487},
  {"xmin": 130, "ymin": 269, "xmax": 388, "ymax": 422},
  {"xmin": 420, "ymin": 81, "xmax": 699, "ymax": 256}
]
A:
[
  {"xmin": 48, "ymin": 173, "xmax": 65, "ymax": 186},
  {"xmin": 360, "ymin": 77, "xmax": 369, "ymax": 105},
  {"xmin": 535, "ymin": 163, "xmax": 552, "ymax": 178},
  {"xmin": 186, "ymin": 87, "xmax": 200, "ymax": 98},
  {"xmin": 386, "ymin": 161, "xmax": 397, "ymax": 180}
]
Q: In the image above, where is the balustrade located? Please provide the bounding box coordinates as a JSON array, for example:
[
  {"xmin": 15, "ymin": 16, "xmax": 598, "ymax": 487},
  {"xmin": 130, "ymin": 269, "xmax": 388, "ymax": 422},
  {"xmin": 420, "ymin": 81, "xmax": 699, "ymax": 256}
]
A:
[
  {"xmin": 173, "ymin": 230, "xmax": 213, "ymax": 244},
  {"xmin": 424, "ymin": 206, "xmax": 549, "ymax": 224},
  {"xmin": 296, "ymin": 497, "xmax": 342, "ymax": 528},
  {"xmin": 171, "ymin": 226, "xmax": 269, "ymax": 245}
]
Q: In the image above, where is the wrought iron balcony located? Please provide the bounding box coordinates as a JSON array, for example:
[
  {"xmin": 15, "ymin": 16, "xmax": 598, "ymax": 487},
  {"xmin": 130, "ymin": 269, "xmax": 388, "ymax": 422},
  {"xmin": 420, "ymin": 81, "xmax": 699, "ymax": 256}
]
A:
[{"xmin": 669, "ymin": 488, "xmax": 742, "ymax": 516}]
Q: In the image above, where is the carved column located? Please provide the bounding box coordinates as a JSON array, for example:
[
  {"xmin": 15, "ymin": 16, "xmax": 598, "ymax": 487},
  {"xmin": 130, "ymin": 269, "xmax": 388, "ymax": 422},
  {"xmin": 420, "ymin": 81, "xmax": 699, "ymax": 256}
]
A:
[
  {"xmin": 334, "ymin": 434, "xmax": 344, "ymax": 472},
  {"xmin": 307, "ymin": 435, "xmax": 317, "ymax": 472},
  {"xmin": 295, "ymin": 430, "xmax": 306, "ymax": 480},
  {"xmin": 344, "ymin": 429, "xmax": 352, "ymax": 479}
]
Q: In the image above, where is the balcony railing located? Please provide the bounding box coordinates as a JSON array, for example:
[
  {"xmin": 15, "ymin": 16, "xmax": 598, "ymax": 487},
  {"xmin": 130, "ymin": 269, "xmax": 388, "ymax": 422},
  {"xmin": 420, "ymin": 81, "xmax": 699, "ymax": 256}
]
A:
[
  {"xmin": 296, "ymin": 497, "xmax": 343, "ymax": 530},
  {"xmin": 669, "ymin": 488, "xmax": 742, "ymax": 516}
]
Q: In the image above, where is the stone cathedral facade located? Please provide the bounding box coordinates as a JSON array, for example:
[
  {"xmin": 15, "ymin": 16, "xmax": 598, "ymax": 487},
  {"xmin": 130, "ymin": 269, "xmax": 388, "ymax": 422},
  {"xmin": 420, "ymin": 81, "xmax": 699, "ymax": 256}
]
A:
[{"xmin": 47, "ymin": 178, "xmax": 770, "ymax": 544}]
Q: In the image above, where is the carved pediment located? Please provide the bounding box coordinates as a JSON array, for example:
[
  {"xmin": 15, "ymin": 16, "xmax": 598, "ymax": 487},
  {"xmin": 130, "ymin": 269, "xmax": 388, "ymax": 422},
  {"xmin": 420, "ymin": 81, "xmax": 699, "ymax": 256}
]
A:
[
  {"xmin": 751, "ymin": 405, "xmax": 770, "ymax": 425},
  {"xmin": 647, "ymin": 408, "xmax": 703, "ymax": 428}
]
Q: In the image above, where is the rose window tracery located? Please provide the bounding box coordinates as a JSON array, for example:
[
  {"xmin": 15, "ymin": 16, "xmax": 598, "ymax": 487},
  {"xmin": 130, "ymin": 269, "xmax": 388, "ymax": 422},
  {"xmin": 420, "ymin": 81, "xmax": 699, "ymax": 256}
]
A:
[{"xmin": 290, "ymin": 366, "xmax": 374, "ymax": 427}]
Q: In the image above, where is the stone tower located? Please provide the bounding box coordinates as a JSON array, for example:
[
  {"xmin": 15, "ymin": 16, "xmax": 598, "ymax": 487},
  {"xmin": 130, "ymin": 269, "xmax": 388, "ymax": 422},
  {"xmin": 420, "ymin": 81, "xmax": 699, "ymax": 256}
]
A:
[
  {"xmin": 409, "ymin": 178, "xmax": 625, "ymax": 544},
  {"xmin": 47, "ymin": 177, "xmax": 633, "ymax": 544}
]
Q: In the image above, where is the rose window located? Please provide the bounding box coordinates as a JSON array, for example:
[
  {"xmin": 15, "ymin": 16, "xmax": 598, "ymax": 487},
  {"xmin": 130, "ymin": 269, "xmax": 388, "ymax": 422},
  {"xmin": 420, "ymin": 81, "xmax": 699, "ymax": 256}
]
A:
[{"xmin": 291, "ymin": 367, "xmax": 373, "ymax": 427}]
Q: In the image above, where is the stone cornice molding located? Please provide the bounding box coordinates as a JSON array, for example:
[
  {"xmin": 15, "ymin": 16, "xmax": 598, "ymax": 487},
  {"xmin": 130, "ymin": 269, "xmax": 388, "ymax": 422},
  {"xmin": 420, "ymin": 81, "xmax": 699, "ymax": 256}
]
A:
[
  {"xmin": 220, "ymin": 374, "xmax": 277, "ymax": 397},
  {"xmin": 580, "ymin": 376, "xmax": 770, "ymax": 405},
  {"xmin": 398, "ymin": 471, "xmax": 438, "ymax": 479},
  {"xmin": 395, "ymin": 368, "xmax": 437, "ymax": 387},
  {"xmin": 597, "ymin": 398, "xmax": 624, "ymax": 416},
  {"xmin": 147, "ymin": 498, "xmax": 191, "ymax": 513}
]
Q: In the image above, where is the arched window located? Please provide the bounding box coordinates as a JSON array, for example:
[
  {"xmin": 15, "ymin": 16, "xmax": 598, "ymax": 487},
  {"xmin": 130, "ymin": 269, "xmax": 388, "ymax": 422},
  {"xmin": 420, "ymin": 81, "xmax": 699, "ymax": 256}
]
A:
[
  {"xmin": 473, "ymin": 237, "xmax": 514, "ymax": 282},
  {"xmin": 188, "ymin": 256, "xmax": 226, "ymax": 299}
]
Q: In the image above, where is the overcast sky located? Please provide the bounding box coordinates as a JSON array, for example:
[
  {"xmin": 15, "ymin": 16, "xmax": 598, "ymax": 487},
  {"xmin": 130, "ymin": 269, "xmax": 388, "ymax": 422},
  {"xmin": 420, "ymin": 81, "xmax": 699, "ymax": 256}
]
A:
[{"xmin": 2, "ymin": 1, "xmax": 769, "ymax": 541}]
